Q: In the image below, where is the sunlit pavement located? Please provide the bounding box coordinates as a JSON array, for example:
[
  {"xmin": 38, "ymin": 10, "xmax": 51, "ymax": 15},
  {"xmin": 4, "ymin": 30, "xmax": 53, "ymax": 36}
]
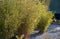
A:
[{"xmin": 30, "ymin": 22, "xmax": 60, "ymax": 39}]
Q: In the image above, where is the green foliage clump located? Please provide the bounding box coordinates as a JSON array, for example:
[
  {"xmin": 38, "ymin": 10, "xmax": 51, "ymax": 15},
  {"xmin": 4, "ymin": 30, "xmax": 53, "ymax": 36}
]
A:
[
  {"xmin": 0, "ymin": 0, "xmax": 21, "ymax": 39},
  {"xmin": 0, "ymin": 0, "xmax": 53, "ymax": 39},
  {"xmin": 37, "ymin": 12, "xmax": 54, "ymax": 32},
  {"xmin": 16, "ymin": 0, "xmax": 54, "ymax": 39}
]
